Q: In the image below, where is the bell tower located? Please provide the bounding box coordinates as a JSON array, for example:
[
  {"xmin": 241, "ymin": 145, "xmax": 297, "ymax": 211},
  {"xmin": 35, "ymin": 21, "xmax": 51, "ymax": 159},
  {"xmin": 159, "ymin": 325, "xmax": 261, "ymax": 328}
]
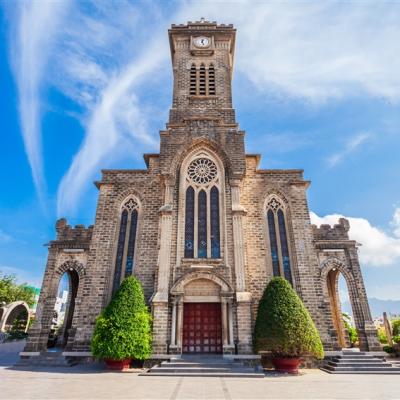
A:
[{"xmin": 168, "ymin": 19, "xmax": 236, "ymax": 125}]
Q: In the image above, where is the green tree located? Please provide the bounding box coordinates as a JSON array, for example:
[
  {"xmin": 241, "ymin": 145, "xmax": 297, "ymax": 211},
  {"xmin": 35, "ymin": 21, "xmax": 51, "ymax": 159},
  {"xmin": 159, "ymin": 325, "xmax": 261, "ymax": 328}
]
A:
[
  {"xmin": 253, "ymin": 277, "xmax": 324, "ymax": 359},
  {"xmin": 91, "ymin": 276, "xmax": 152, "ymax": 361},
  {"xmin": 342, "ymin": 312, "xmax": 358, "ymax": 345},
  {"xmin": 0, "ymin": 272, "xmax": 36, "ymax": 307},
  {"xmin": 391, "ymin": 319, "xmax": 400, "ymax": 336}
]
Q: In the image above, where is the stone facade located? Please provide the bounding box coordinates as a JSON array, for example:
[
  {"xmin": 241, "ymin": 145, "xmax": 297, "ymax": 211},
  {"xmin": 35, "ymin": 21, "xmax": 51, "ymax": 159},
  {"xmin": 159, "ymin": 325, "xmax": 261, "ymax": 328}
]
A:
[{"xmin": 24, "ymin": 20, "xmax": 380, "ymax": 357}]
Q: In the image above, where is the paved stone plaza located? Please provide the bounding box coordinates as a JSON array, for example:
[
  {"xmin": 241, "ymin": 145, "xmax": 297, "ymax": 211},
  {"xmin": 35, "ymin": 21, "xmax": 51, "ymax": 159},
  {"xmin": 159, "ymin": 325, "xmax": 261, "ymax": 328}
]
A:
[
  {"xmin": 1, "ymin": 343, "xmax": 399, "ymax": 400},
  {"xmin": 1, "ymin": 365, "xmax": 400, "ymax": 400}
]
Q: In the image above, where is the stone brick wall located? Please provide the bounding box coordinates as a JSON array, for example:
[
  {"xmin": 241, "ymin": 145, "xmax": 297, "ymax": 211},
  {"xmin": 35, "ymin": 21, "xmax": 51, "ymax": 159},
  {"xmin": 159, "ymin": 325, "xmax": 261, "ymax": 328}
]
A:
[{"xmin": 24, "ymin": 20, "xmax": 379, "ymax": 357}]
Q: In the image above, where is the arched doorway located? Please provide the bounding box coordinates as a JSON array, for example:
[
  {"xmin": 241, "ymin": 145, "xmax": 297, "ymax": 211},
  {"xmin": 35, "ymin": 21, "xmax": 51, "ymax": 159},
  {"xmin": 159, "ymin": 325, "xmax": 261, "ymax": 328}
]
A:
[
  {"xmin": 326, "ymin": 267, "xmax": 357, "ymax": 349},
  {"xmin": 48, "ymin": 269, "xmax": 79, "ymax": 349},
  {"xmin": 170, "ymin": 272, "xmax": 234, "ymax": 354}
]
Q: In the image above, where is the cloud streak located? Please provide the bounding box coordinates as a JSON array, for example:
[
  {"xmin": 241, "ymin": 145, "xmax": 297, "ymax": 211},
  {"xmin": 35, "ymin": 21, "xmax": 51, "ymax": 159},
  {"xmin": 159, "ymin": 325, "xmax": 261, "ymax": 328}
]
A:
[
  {"xmin": 326, "ymin": 132, "xmax": 371, "ymax": 167},
  {"xmin": 7, "ymin": 1, "xmax": 400, "ymax": 215},
  {"xmin": 10, "ymin": 0, "xmax": 68, "ymax": 204}
]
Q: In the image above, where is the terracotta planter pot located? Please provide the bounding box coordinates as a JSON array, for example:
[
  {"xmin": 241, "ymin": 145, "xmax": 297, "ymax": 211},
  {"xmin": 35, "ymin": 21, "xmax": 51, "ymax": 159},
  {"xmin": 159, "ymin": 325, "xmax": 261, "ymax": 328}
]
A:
[
  {"xmin": 105, "ymin": 359, "xmax": 131, "ymax": 370},
  {"xmin": 272, "ymin": 357, "xmax": 300, "ymax": 374}
]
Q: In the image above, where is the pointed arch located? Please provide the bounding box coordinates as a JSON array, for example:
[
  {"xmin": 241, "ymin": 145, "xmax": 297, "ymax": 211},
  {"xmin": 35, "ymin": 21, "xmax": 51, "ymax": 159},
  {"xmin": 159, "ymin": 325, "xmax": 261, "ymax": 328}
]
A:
[
  {"xmin": 264, "ymin": 193, "xmax": 293, "ymax": 285},
  {"xmin": 112, "ymin": 195, "xmax": 141, "ymax": 293},
  {"xmin": 177, "ymin": 146, "xmax": 226, "ymax": 263}
]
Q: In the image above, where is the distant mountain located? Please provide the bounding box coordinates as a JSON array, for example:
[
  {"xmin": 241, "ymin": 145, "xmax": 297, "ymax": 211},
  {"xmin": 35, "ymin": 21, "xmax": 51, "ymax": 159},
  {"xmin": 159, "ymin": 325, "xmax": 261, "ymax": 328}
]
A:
[{"xmin": 342, "ymin": 298, "xmax": 400, "ymax": 318}]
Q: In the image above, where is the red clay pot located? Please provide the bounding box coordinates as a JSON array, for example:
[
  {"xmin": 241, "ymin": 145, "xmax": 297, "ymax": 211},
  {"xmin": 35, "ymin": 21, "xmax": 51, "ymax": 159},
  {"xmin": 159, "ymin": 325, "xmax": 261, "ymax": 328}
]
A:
[
  {"xmin": 105, "ymin": 359, "xmax": 131, "ymax": 370},
  {"xmin": 272, "ymin": 357, "xmax": 300, "ymax": 374}
]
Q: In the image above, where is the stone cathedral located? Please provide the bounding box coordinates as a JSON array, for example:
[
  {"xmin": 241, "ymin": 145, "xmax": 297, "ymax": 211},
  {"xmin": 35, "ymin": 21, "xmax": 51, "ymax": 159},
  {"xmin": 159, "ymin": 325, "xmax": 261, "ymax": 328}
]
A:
[{"xmin": 24, "ymin": 20, "xmax": 380, "ymax": 359}]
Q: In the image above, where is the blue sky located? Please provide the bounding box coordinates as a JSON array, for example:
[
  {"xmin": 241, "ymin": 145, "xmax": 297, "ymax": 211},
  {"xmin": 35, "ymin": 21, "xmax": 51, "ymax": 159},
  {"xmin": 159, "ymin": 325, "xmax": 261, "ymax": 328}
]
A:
[{"xmin": 0, "ymin": 1, "xmax": 400, "ymax": 302}]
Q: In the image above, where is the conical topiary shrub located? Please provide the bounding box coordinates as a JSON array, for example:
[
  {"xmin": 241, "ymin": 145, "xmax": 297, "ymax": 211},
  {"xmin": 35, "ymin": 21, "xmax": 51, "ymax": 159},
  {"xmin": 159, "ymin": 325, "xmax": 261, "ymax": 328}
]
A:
[
  {"xmin": 91, "ymin": 276, "xmax": 152, "ymax": 365},
  {"xmin": 253, "ymin": 277, "xmax": 324, "ymax": 360}
]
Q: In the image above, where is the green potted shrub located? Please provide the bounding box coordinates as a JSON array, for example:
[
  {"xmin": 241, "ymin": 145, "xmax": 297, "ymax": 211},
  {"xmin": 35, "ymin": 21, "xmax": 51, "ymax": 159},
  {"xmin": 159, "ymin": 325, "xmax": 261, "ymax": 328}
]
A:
[
  {"xmin": 253, "ymin": 277, "xmax": 324, "ymax": 373},
  {"xmin": 91, "ymin": 276, "xmax": 152, "ymax": 370}
]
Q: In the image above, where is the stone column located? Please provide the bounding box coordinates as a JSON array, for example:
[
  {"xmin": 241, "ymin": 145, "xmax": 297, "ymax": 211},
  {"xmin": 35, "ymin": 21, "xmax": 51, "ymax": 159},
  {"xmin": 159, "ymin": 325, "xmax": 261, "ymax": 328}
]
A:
[
  {"xmin": 347, "ymin": 247, "xmax": 381, "ymax": 351},
  {"xmin": 231, "ymin": 180, "xmax": 252, "ymax": 353},
  {"xmin": 176, "ymin": 299, "xmax": 184, "ymax": 350},
  {"xmin": 152, "ymin": 177, "xmax": 174, "ymax": 354},
  {"xmin": 221, "ymin": 298, "xmax": 228, "ymax": 347}
]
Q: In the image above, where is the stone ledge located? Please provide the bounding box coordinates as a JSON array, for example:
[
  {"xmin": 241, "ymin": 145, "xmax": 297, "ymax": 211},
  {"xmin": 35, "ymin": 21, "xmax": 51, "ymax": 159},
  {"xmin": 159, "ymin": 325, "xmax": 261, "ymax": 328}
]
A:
[
  {"xmin": 19, "ymin": 352, "xmax": 40, "ymax": 356},
  {"xmin": 62, "ymin": 351, "xmax": 92, "ymax": 357}
]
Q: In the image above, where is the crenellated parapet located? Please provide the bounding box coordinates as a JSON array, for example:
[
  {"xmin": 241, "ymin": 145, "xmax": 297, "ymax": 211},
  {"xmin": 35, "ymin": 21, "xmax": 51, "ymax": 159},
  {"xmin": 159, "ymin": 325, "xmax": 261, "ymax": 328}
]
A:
[
  {"xmin": 51, "ymin": 218, "xmax": 93, "ymax": 249},
  {"xmin": 312, "ymin": 218, "xmax": 350, "ymax": 241}
]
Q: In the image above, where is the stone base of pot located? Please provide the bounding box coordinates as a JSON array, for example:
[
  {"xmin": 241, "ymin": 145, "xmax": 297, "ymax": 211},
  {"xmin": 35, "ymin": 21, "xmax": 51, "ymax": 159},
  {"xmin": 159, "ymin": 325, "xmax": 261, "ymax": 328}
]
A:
[
  {"xmin": 105, "ymin": 359, "xmax": 131, "ymax": 370},
  {"xmin": 272, "ymin": 357, "xmax": 300, "ymax": 374}
]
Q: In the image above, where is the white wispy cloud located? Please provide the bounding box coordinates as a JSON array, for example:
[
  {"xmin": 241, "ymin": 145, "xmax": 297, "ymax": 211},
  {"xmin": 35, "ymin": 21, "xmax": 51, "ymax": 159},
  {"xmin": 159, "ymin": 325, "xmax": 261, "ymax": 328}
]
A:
[
  {"xmin": 310, "ymin": 209, "xmax": 400, "ymax": 267},
  {"xmin": 391, "ymin": 207, "xmax": 400, "ymax": 238},
  {"xmin": 9, "ymin": 0, "xmax": 69, "ymax": 204},
  {"xmin": 180, "ymin": 1, "xmax": 400, "ymax": 102},
  {"xmin": 326, "ymin": 132, "xmax": 371, "ymax": 167},
  {"xmin": 8, "ymin": 1, "xmax": 400, "ymax": 214}
]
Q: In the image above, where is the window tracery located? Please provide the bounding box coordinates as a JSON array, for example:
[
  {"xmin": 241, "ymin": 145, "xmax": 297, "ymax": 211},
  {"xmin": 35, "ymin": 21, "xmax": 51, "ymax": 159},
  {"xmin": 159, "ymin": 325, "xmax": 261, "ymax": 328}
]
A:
[
  {"xmin": 183, "ymin": 155, "xmax": 221, "ymax": 259},
  {"xmin": 112, "ymin": 197, "xmax": 140, "ymax": 293},
  {"xmin": 266, "ymin": 197, "xmax": 293, "ymax": 285}
]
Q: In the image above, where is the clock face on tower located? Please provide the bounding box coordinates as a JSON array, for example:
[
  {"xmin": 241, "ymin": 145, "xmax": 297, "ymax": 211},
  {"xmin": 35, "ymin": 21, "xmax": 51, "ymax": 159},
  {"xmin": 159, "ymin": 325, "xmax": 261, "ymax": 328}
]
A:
[{"xmin": 194, "ymin": 36, "xmax": 210, "ymax": 48}]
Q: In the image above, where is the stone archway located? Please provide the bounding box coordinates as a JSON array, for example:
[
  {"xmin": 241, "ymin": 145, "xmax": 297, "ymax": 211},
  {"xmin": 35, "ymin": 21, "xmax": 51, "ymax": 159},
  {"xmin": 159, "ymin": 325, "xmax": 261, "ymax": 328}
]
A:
[
  {"xmin": 170, "ymin": 272, "xmax": 234, "ymax": 354},
  {"xmin": 321, "ymin": 258, "xmax": 363, "ymax": 349},
  {"xmin": 0, "ymin": 301, "xmax": 30, "ymax": 333}
]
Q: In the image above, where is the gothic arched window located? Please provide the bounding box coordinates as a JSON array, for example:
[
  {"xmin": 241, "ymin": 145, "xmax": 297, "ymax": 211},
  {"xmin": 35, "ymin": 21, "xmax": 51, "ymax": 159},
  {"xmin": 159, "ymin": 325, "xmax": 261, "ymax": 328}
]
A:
[
  {"xmin": 112, "ymin": 197, "xmax": 140, "ymax": 293},
  {"xmin": 266, "ymin": 197, "xmax": 293, "ymax": 285},
  {"xmin": 184, "ymin": 157, "xmax": 221, "ymax": 259}
]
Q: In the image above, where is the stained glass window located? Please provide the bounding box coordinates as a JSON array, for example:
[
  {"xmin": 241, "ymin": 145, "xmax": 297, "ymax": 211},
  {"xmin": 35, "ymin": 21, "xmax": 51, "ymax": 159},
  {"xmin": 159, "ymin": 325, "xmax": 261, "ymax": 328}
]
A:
[
  {"xmin": 112, "ymin": 209, "xmax": 128, "ymax": 294},
  {"xmin": 278, "ymin": 209, "xmax": 293, "ymax": 285},
  {"xmin": 125, "ymin": 209, "xmax": 138, "ymax": 277},
  {"xmin": 210, "ymin": 186, "xmax": 220, "ymax": 258},
  {"xmin": 185, "ymin": 187, "xmax": 195, "ymax": 258},
  {"xmin": 198, "ymin": 190, "xmax": 207, "ymax": 258},
  {"xmin": 267, "ymin": 209, "xmax": 280, "ymax": 277}
]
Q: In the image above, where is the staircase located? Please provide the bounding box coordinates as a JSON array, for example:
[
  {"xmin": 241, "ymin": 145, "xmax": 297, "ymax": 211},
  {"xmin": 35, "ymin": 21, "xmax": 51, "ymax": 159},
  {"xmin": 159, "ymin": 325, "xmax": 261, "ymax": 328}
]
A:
[
  {"xmin": 321, "ymin": 351, "xmax": 400, "ymax": 374},
  {"xmin": 16, "ymin": 351, "xmax": 79, "ymax": 368},
  {"xmin": 141, "ymin": 355, "xmax": 264, "ymax": 377}
]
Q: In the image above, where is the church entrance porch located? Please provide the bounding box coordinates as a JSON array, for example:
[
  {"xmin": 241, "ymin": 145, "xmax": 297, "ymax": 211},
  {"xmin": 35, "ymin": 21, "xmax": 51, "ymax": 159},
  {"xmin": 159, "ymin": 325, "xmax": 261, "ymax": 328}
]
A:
[{"xmin": 182, "ymin": 303, "xmax": 222, "ymax": 354}]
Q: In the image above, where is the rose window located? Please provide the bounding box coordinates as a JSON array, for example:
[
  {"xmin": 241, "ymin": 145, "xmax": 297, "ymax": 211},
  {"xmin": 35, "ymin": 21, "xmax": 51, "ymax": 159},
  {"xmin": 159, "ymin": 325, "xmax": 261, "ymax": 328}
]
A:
[{"xmin": 188, "ymin": 158, "xmax": 217, "ymax": 184}]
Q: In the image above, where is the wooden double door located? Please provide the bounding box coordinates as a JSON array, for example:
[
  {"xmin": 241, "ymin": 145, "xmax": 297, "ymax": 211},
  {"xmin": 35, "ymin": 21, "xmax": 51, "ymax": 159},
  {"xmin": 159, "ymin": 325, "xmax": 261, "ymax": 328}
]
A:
[{"xmin": 182, "ymin": 303, "xmax": 222, "ymax": 354}]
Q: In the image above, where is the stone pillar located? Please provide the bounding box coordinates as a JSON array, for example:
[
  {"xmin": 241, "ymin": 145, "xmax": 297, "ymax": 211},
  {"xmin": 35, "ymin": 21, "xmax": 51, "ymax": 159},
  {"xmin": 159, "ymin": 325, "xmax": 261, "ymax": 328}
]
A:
[
  {"xmin": 231, "ymin": 180, "xmax": 252, "ymax": 353},
  {"xmin": 176, "ymin": 299, "xmax": 184, "ymax": 349},
  {"xmin": 24, "ymin": 248, "xmax": 58, "ymax": 352},
  {"xmin": 152, "ymin": 177, "xmax": 174, "ymax": 354},
  {"xmin": 347, "ymin": 247, "xmax": 381, "ymax": 351},
  {"xmin": 221, "ymin": 299, "xmax": 228, "ymax": 346}
]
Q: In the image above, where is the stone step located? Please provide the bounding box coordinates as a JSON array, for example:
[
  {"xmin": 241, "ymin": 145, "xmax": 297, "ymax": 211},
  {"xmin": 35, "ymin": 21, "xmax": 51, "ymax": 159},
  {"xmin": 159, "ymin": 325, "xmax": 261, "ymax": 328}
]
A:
[
  {"xmin": 326, "ymin": 361, "xmax": 392, "ymax": 368},
  {"xmin": 330, "ymin": 360, "xmax": 386, "ymax": 364},
  {"xmin": 151, "ymin": 366, "xmax": 256, "ymax": 373},
  {"xmin": 320, "ymin": 367, "xmax": 400, "ymax": 375},
  {"xmin": 140, "ymin": 371, "xmax": 265, "ymax": 378},
  {"xmin": 323, "ymin": 365, "xmax": 400, "ymax": 372},
  {"xmin": 161, "ymin": 362, "xmax": 242, "ymax": 368}
]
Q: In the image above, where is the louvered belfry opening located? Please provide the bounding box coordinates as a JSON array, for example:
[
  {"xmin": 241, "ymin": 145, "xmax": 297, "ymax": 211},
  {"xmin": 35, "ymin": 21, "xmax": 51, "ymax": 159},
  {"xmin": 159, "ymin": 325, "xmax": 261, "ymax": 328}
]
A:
[
  {"xmin": 208, "ymin": 64, "xmax": 215, "ymax": 95},
  {"xmin": 199, "ymin": 64, "xmax": 206, "ymax": 95},
  {"xmin": 190, "ymin": 64, "xmax": 197, "ymax": 95},
  {"xmin": 190, "ymin": 64, "xmax": 216, "ymax": 96}
]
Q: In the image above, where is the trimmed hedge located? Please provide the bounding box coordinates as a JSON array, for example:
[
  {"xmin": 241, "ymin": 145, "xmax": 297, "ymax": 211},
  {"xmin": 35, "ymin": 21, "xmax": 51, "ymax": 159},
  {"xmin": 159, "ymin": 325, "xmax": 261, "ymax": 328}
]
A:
[
  {"xmin": 91, "ymin": 276, "xmax": 152, "ymax": 361},
  {"xmin": 253, "ymin": 277, "xmax": 324, "ymax": 359}
]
